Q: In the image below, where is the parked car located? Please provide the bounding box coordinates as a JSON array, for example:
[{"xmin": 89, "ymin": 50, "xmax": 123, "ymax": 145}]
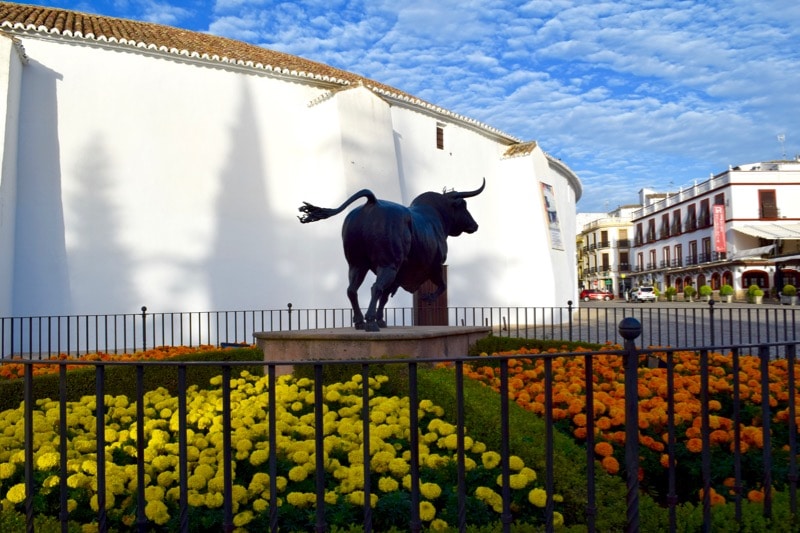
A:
[
  {"xmin": 580, "ymin": 289, "xmax": 614, "ymax": 302},
  {"xmin": 631, "ymin": 286, "xmax": 657, "ymax": 302}
]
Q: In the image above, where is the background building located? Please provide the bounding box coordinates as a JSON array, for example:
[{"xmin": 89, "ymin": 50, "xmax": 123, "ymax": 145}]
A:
[
  {"xmin": 0, "ymin": 4, "xmax": 582, "ymax": 319},
  {"xmin": 628, "ymin": 160, "xmax": 800, "ymax": 298},
  {"xmin": 577, "ymin": 206, "xmax": 637, "ymax": 297}
]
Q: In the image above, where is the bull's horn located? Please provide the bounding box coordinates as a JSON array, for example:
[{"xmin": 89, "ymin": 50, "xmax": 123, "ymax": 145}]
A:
[{"xmin": 450, "ymin": 178, "xmax": 486, "ymax": 199}]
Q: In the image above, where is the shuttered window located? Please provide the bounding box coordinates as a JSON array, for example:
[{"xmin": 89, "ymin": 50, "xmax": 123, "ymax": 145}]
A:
[
  {"xmin": 436, "ymin": 124, "xmax": 444, "ymax": 150},
  {"xmin": 759, "ymin": 189, "xmax": 778, "ymax": 219}
]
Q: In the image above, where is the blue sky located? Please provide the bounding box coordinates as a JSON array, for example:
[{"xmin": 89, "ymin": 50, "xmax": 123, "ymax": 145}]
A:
[{"xmin": 21, "ymin": 0, "xmax": 800, "ymax": 213}]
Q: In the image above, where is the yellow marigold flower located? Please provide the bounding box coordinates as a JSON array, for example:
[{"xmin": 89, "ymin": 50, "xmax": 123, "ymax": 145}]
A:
[
  {"xmin": 553, "ymin": 511, "xmax": 564, "ymax": 527},
  {"xmin": 482, "ymin": 451, "xmax": 501, "ymax": 469},
  {"xmin": 187, "ymin": 474, "xmax": 207, "ymax": 491},
  {"xmin": 67, "ymin": 499, "xmax": 78, "ymax": 513},
  {"xmin": 194, "ymin": 463, "xmax": 216, "ymax": 480},
  {"xmin": 471, "ymin": 441, "xmax": 486, "ymax": 454},
  {"xmin": 378, "ymin": 476, "xmax": 399, "ymax": 492},
  {"xmin": 420, "ymin": 482, "xmax": 442, "ymax": 500},
  {"xmin": 90, "ymin": 492, "xmax": 115, "ymax": 512},
  {"xmin": 440, "ymin": 434, "xmax": 458, "ymax": 450},
  {"xmin": 188, "ymin": 492, "xmax": 205, "ymax": 507},
  {"xmin": 509, "ymin": 474, "xmax": 529, "ymax": 490},
  {"xmin": 275, "ymin": 476, "xmax": 288, "ymax": 492},
  {"xmin": 288, "ymin": 465, "xmax": 308, "ymax": 482},
  {"xmin": 36, "ymin": 452, "xmax": 60, "ymax": 471},
  {"xmin": 145, "ymin": 500, "xmax": 170, "ymax": 525},
  {"xmin": 250, "ymin": 449, "xmax": 269, "ymax": 466},
  {"xmin": 233, "ymin": 510, "xmax": 254, "ymax": 527},
  {"xmin": 287, "ymin": 492, "xmax": 310, "ymax": 507},
  {"xmin": 42, "ymin": 475, "xmax": 60, "ymax": 489},
  {"xmin": 207, "ymin": 477, "xmax": 225, "ymax": 493},
  {"xmin": 388, "ymin": 458, "xmax": 410, "ymax": 477},
  {"xmin": 508, "ymin": 455, "xmax": 525, "ymax": 471},
  {"xmin": 529, "ymin": 488, "xmax": 547, "ymax": 508},
  {"xmin": 145, "ymin": 485, "xmax": 166, "ymax": 502},
  {"xmin": 157, "ymin": 471, "xmax": 174, "ymax": 487},
  {"xmin": 325, "ymin": 491, "xmax": 338, "ymax": 504},
  {"xmin": 419, "ymin": 501, "xmax": 436, "ymax": 521},
  {"xmin": 252, "ymin": 498, "xmax": 268, "ymax": 512},
  {"xmin": 206, "ymin": 492, "xmax": 224, "ymax": 508},
  {"xmin": 520, "ymin": 467, "xmax": 537, "ymax": 482},
  {"xmin": 6, "ymin": 483, "xmax": 25, "ymax": 504},
  {"xmin": 431, "ymin": 518, "xmax": 449, "ymax": 530},
  {"xmin": 81, "ymin": 460, "xmax": 98, "ymax": 476},
  {"xmin": 0, "ymin": 463, "xmax": 15, "ymax": 479}
]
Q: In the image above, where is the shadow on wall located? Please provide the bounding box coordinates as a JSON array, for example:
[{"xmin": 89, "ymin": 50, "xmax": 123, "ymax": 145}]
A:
[
  {"xmin": 205, "ymin": 79, "xmax": 313, "ymax": 311},
  {"xmin": 66, "ymin": 135, "xmax": 136, "ymax": 314},
  {"xmin": 12, "ymin": 60, "xmax": 71, "ymax": 316}
]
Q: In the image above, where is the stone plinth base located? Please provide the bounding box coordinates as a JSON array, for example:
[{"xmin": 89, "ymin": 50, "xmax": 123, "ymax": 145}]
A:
[{"xmin": 254, "ymin": 326, "xmax": 492, "ymax": 376}]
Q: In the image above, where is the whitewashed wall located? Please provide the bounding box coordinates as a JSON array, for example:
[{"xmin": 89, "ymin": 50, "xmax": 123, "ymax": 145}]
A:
[{"xmin": 1, "ymin": 33, "xmax": 581, "ymax": 320}]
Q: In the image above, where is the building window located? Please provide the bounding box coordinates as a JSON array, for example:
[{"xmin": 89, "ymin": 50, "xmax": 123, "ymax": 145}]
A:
[
  {"xmin": 675, "ymin": 244, "xmax": 682, "ymax": 267},
  {"xmin": 714, "ymin": 193, "xmax": 725, "ymax": 206},
  {"xmin": 635, "ymin": 223, "xmax": 643, "ymax": 246},
  {"xmin": 436, "ymin": 123, "xmax": 445, "ymax": 150},
  {"xmin": 662, "ymin": 246, "xmax": 670, "ymax": 268},
  {"xmin": 686, "ymin": 204, "xmax": 697, "ymax": 231},
  {"xmin": 702, "ymin": 237, "xmax": 711, "ymax": 262},
  {"xmin": 660, "ymin": 214, "xmax": 670, "ymax": 238},
  {"xmin": 688, "ymin": 241, "xmax": 697, "ymax": 265},
  {"xmin": 699, "ymin": 199, "xmax": 710, "ymax": 227},
  {"xmin": 759, "ymin": 189, "xmax": 778, "ymax": 218},
  {"xmin": 647, "ymin": 219, "xmax": 656, "ymax": 242},
  {"xmin": 671, "ymin": 209, "xmax": 682, "ymax": 234}
]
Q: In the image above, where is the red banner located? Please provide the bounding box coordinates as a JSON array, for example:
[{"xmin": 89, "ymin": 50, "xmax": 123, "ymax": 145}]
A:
[{"xmin": 713, "ymin": 205, "xmax": 726, "ymax": 252}]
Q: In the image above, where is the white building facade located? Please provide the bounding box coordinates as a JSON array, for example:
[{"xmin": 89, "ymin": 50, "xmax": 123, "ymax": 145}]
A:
[
  {"xmin": 628, "ymin": 161, "xmax": 800, "ymax": 298},
  {"xmin": 0, "ymin": 4, "xmax": 582, "ymax": 320},
  {"xmin": 577, "ymin": 206, "xmax": 637, "ymax": 297}
]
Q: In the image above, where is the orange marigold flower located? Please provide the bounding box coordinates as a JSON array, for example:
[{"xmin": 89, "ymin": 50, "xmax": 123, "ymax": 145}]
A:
[
  {"xmin": 659, "ymin": 454, "xmax": 671, "ymax": 468},
  {"xmin": 686, "ymin": 438, "xmax": 703, "ymax": 453},
  {"xmin": 594, "ymin": 442, "xmax": 614, "ymax": 457},
  {"xmin": 601, "ymin": 456, "xmax": 619, "ymax": 475},
  {"xmin": 747, "ymin": 489, "xmax": 765, "ymax": 503}
]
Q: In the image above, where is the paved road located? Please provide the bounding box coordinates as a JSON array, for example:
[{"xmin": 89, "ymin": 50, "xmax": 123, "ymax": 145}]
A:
[{"xmin": 508, "ymin": 299, "xmax": 799, "ymax": 356}]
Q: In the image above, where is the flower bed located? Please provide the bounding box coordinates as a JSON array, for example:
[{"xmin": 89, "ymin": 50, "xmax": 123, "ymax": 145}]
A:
[
  {"xmin": 0, "ymin": 371, "xmax": 564, "ymax": 531},
  {"xmin": 463, "ymin": 347, "xmax": 798, "ymax": 507}
]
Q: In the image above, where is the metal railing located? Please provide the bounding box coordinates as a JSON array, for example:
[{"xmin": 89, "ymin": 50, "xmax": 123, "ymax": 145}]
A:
[
  {"xmin": 2, "ymin": 301, "xmax": 799, "ymax": 359},
  {"xmin": 3, "ymin": 319, "xmax": 799, "ymax": 531}
]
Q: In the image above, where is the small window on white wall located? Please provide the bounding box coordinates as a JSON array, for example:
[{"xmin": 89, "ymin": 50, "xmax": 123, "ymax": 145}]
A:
[{"xmin": 436, "ymin": 123, "xmax": 445, "ymax": 150}]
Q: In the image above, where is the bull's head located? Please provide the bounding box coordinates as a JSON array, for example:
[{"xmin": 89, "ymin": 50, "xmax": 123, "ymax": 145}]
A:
[{"xmin": 443, "ymin": 178, "xmax": 485, "ymax": 236}]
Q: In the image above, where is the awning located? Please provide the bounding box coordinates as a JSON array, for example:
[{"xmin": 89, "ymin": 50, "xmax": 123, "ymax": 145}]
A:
[
  {"xmin": 734, "ymin": 223, "xmax": 800, "ymax": 240},
  {"xmin": 729, "ymin": 244, "xmax": 774, "ymax": 260}
]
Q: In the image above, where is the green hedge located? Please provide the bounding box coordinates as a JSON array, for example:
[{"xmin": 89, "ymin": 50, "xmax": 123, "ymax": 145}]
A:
[
  {"xmin": 469, "ymin": 335, "xmax": 606, "ymax": 356},
  {"xmin": 0, "ymin": 347, "xmax": 264, "ymax": 411}
]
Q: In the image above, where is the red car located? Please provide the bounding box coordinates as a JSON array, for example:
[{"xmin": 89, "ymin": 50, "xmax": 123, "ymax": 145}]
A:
[{"xmin": 580, "ymin": 289, "xmax": 614, "ymax": 302}]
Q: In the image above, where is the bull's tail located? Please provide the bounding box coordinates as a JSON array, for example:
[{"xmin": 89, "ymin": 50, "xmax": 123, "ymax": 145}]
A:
[{"xmin": 298, "ymin": 189, "xmax": 376, "ymax": 223}]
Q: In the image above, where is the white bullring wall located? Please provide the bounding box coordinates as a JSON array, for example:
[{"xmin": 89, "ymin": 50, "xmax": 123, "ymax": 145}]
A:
[{"xmin": 2, "ymin": 31, "xmax": 581, "ymax": 320}]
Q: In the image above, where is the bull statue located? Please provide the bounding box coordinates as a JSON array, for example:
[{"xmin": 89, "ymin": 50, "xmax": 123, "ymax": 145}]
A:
[{"xmin": 298, "ymin": 179, "xmax": 485, "ymax": 332}]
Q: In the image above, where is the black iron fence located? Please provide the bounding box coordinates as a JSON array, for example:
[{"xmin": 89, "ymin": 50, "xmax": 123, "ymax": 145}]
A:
[
  {"xmin": 2, "ymin": 319, "xmax": 799, "ymax": 531},
  {"xmin": 2, "ymin": 301, "xmax": 799, "ymax": 359}
]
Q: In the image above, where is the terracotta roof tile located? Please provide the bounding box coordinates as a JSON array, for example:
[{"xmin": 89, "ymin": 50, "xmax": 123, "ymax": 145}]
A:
[{"xmin": 0, "ymin": 1, "xmax": 519, "ymax": 143}]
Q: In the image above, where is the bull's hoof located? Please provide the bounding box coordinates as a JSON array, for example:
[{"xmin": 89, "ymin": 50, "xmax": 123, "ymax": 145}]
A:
[
  {"xmin": 354, "ymin": 321, "xmax": 365, "ymax": 330},
  {"xmin": 365, "ymin": 321, "xmax": 380, "ymax": 332},
  {"xmin": 377, "ymin": 319, "xmax": 387, "ymax": 328}
]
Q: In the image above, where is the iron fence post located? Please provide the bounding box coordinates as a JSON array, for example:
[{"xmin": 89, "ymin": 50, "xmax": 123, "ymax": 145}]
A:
[
  {"xmin": 140, "ymin": 306, "xmax": 147, "ymax": 352},
  {"xmin": 708, "ymin": 299, "xmax": 715, "ymax": 346},
  {"xmin": 287, "ymin": 303, "xmax": 293, "ymax": 331},
  {"xmin": 619, "ymin": 317, "xmax": 642, "ymax": 533},
  {"xmin": 567, "ymin": 300, "xmax": 573, "ymax": 342}
]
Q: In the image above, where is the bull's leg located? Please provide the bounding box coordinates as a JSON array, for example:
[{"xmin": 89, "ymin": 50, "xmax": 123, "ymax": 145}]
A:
[
  {"xmin": 422, "ymin": 267, "xmax": 446, "ymax": 302},
  {"xmin": 365, "ymin": 266, "xmax": 398, "ymax": 332},
  {"xmin": 347, "ymin": 266, "xmax": 369, "ymax": 329},
  {"xmin": 376, "ymin": 290, "xmax": 392, "ymax": 328}
]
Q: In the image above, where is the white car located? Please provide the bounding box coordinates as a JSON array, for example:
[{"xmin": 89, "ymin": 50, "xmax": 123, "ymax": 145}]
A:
[{"xmin": 631, "ymin": 287, "xmax": 657, "ymax": 302}]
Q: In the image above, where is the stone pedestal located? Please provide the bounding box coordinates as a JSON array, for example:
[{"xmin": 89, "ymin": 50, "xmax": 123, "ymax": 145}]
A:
[{"xmin": 254, "ymin": 326, "xmax": 492, "ymax": 376}]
